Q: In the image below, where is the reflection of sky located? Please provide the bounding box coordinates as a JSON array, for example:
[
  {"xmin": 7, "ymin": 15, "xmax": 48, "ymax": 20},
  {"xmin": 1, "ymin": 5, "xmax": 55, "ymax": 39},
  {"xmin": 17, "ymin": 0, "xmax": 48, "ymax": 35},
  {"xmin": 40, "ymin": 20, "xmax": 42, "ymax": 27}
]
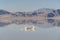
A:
[
  {"xmin": 0, "ymin": 24, "xmax": 60, "ymax": 40},
  {"xmin": 0, "ymin": 21, "xmax": 60, "ymax": 27}
]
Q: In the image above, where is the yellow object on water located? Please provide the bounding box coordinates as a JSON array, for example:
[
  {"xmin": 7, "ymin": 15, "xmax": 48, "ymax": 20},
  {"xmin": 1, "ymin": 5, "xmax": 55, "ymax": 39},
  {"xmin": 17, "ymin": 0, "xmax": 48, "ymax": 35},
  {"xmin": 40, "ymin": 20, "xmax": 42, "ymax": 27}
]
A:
[
  {"xmin": 25, "ymin": 26, "xmax": 35, "ymax": 31},
  {"xmin": 20, "ymin": 25, "xmax": 36, "ymax": 32}
]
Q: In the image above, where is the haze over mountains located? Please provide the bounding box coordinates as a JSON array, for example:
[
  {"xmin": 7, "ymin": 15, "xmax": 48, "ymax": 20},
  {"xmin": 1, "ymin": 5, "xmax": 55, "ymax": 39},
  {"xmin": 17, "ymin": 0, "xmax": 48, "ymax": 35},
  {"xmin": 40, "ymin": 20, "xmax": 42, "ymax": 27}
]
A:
[{"xmin": 0, "ymin": 8, "xmax": 60, "ymax": 27}]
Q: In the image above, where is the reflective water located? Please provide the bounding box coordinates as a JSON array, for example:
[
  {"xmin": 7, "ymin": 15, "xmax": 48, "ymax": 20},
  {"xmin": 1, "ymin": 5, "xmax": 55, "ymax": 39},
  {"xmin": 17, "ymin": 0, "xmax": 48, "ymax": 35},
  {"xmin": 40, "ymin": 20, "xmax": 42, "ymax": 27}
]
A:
[{"xmin": 0, "ymin": 24, "xmax": 60, "ymax": 40}]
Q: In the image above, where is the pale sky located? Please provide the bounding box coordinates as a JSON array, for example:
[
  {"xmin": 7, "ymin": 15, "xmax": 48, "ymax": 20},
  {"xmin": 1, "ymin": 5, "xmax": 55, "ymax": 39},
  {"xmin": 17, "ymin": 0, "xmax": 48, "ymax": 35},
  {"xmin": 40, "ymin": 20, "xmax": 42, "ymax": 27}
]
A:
[{"xmin": 0, "ymin": 0, "xmax": 60, "ymax": 12}]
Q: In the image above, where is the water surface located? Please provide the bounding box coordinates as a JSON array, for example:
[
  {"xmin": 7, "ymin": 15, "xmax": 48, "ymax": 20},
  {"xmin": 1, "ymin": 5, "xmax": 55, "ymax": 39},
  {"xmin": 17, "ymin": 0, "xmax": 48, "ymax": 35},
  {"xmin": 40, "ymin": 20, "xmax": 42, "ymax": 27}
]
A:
[{"xmin": 0, "ymin": 24, "xmax": 60, "ymax": 40}]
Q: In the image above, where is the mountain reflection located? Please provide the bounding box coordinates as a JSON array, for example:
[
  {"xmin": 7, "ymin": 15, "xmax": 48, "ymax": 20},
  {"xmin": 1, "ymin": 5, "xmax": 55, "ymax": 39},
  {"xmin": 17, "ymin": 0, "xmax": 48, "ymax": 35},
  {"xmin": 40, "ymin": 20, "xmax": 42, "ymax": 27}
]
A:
[
  {"xmin": 0, "ymin": 19, "xmax": 60, "ymax": 27},
  {"xmin": 0, "ymin": 22, "xmax": 10, "ymax": 27}
]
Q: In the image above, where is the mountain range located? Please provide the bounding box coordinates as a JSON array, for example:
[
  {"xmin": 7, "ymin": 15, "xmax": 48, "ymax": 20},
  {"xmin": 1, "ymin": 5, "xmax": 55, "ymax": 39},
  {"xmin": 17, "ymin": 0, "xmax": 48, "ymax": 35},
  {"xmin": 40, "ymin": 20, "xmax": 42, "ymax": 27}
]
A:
[
  {"xmin": 0, "ymin": 8, "xmax": 60, "ymax": 27},
  {"xmin": 0, "ymin": 8, "xmax": 60, "ymax": 16}
]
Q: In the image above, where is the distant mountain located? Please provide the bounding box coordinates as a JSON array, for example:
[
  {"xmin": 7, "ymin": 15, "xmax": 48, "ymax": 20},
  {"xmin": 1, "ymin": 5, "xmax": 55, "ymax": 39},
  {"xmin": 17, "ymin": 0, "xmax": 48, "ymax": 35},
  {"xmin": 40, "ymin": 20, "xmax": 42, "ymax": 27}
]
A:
[
  {"xmin": 0, "ymin": 8, "xmax": 60, "ymax": 18},
  {"xmin": 0, "ymin": 8, "xmax": 60, "ymax": 16},
  {"xmin": 33, "ymin": 8, "xmax": 60, "ymax": 16},
  {"xmin": 0, "ymin": 10, "xmax": 10, "ymax": 15},
  {"xmin": 15, "ymin": 12, "xmax": 25, "ymax": 16},
  {"xmin": 57, "ymin": 9, "xmax": 60, "ymax": 15}
]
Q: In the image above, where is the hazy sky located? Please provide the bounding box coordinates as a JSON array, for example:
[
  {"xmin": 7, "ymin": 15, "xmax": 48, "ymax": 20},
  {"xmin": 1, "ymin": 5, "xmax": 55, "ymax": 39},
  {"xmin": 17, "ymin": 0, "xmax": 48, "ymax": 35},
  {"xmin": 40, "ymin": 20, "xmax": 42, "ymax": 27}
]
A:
[{"xmin": 0, "ymin": 0, "xmax": 60, "ymax": 12}]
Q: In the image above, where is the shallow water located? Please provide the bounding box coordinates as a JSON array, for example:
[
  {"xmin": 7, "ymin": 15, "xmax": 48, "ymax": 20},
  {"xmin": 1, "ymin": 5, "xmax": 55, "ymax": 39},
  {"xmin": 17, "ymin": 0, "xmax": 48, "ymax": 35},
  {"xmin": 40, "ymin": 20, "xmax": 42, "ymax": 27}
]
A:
[{"xmin": 0, "ymin": 24, "xmax": 60, "ymax": 40}]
